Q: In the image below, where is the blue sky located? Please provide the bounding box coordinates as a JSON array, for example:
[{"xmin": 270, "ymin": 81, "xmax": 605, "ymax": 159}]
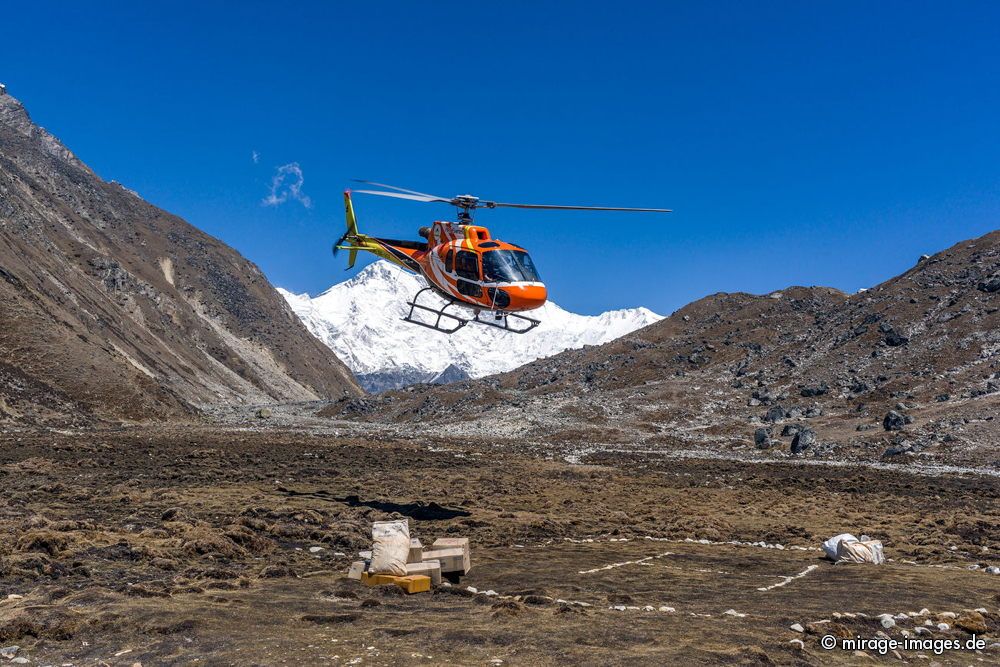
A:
[{"xmin": 4, "ymin": 2, "xmax": 999, "ymax": 315}]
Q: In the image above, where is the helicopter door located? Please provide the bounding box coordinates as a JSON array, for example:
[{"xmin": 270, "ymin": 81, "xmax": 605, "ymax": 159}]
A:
[{"xmin": 454, "ymin": 250, "xmax": 482, "ymax": 297}]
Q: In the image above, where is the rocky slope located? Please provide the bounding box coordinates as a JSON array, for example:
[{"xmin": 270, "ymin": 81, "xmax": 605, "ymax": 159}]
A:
[
  {"xmin": 279, "ymin": 261, "xmax": 662, "ymax": 392},
  {"xmin": 0, "ymin": 89, "xmax": 360, "ymax": 426},
  {"xmin": 329, "ymin": 230, "xmax": 1000, "ymax": 468}
]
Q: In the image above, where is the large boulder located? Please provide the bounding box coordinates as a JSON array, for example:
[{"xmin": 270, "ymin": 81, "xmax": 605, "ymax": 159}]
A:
[
  {"xmin": 763, "ymin": 405, "xmax": 787, "ymax": 423},
  {"xmin": 790, "ymin": 428, "xmax": 816, "ymax": 454},
  {"xmin": 883, "ymin": 410, "xmax": 907, "ymax": 431},
  {"xmin": 799, "ymin": 383, "xmax": 829, "ymax": 397}
]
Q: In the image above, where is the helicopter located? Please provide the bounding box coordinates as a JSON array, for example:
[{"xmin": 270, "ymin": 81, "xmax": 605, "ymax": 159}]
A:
[{"xmin": 334, "ymin": 180, "xmax": 670, "ymax": 334}]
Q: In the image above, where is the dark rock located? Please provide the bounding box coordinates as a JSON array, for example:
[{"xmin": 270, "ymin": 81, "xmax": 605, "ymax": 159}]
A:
[
  {"xmin": 883, "ymin": 410, "xmax": 907, "ymax": 431},
  {"xmin": 883, "ymin": 442, "xmax": 913, "ymax": 457},
  {"xmin": 780, "ymin": 424, "xmax": 802, "ymax": 437},
  {"xmin": 935, "ymin": 394, "xmax": 950, "ymax": 402},
  {"xmin": 790, "ymin": 428, "xmax": 816, "ymax": 454},
  {"xmin": 803, "ymin": 406, "xmax": 823, "ymax": 418},
  {"xmin": 763, "ymin": 405, "xmax": 786, "ymax": 423},
  {"xmin": 884, "ymin": 330, "xmax": 909, "ymax": 347},
  {"xmin": 977, "ymin": 276, "xmax": 1000, "ymax": 293},
  {"xmin": 856, "ymin": 423, "xmax": 876, "ymax": 431},
  {"xmin": 799, "ymin": 383, "xmax": 829, "ymax": 397},
  {"xmin": 753, "ymin": 427, "xmax": 772, "ymax": 448}
]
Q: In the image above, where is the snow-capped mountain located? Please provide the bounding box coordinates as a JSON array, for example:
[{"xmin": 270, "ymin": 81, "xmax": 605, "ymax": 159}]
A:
[{"xmin": 278, "ymin": 261, "xmax": 663, "ymax": 392}]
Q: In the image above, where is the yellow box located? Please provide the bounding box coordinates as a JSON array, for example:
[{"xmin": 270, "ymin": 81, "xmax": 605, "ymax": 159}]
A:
[{"xmin": 361, "ymin": 572, "xmax": 432, "ymax": 594}]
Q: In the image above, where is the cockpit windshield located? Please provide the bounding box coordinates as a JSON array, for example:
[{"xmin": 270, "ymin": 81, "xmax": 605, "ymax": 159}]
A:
[{"xmin": 482, "ymin": 250, "xmax": 542, "ymax": 283}]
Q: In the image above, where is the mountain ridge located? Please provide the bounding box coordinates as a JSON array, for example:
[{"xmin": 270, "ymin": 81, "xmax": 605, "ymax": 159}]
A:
[
  {"xmin": 0, "ymin": 89, "xmax": 361, "ymax": 426},
  {"xmin": 327, "ymin": 230, "xmax": 1000, "ymax": 468}
]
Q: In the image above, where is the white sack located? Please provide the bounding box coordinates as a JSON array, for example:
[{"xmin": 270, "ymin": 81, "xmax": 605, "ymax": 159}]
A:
[
  {"xmin": 822, "ymin": 533, "xmax": 858, "ymax": 561},
  {"xmin": 836, "ymin": 539, "xmax": 885, "ymax": 564},
  {"xmin": 369, "ymin": 520, "xmax": 410, "ymax": 576}
]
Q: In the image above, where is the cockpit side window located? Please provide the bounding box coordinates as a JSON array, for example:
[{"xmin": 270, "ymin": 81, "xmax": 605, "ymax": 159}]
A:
[
  {"xmin": 445, "ymin": 249, "xmax": 454, "ymax": 273},
  {"xmin": 455, "ymin": 250, "xmax": 479, "ymax": 280}
]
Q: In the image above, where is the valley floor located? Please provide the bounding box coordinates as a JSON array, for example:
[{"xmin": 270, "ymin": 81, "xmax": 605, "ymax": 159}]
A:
[{"xmin": 0, "ymin": 423, "xmax": 997, "ymax": 665}]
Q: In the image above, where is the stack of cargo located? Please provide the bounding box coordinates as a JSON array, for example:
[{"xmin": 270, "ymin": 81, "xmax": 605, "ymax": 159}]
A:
[{"xmin": 348, "ymin": 520, "xmax": 471, "ymax": 594}]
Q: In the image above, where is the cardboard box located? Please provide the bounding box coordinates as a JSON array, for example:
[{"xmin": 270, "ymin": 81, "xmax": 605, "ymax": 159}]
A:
[
  {"xmin": 431, "ymin": 537, "xmax": 469, "ymax": 553},
  {"xmin": 347, "ymin": 560, "xmax": 366, "ymax": 580},
  {"xmin": 407, "ymin": 538, "xmax": 423, "ymax": 564},
  {"xmin": 430, "ymin": 538, "xmax": 471, "ymax": 573},
  {"xmin": 361, "ymin": 572, "xmax": 431, "ymax": 594},
  {"xmin": 422, "ymin": 547, "xmax": 469, "ymax": 574},
  {"xmin": 405, "ymin": 559, "xmax": 441, "ymax": 585}
]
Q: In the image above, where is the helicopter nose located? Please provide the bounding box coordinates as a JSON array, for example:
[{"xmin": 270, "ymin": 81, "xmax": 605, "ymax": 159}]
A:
[{"xmin": 509, "ymin": 283, "xmax": 547, "ymax": 311}]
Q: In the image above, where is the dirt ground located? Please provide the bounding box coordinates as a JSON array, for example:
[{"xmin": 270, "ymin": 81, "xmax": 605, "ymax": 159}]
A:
[{"xmin": 1, "ymin": 423, "xmax": 997, "ymax": 666}]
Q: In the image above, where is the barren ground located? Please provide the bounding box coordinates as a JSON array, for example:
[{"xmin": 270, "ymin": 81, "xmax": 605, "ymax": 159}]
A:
[{"xmin": 1, "ymin": 421, "xmax": 997, "ymax": 666}]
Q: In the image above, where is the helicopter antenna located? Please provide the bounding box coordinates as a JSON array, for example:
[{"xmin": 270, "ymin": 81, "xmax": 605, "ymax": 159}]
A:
[{"xmin": 353, "ymin": 180, "xmax": 670, "ymax": 222}]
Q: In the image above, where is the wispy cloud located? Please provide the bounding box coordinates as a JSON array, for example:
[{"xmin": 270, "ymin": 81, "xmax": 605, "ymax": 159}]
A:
[
  {"xmin": 262, "ymin": 162, "xmax": 312, "ymax": 208},
  {"xmin": 251, "ymin": 150, "xmax": 260, "ymax": 164}
]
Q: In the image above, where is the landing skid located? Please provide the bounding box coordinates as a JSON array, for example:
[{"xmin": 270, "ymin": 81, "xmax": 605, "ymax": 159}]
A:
[
  {"xmin": 471, "ymin": 310, "xmax": 541, "ymax": 334},
  {"xmin": 403, "ymin": 287, "xmax": 469, "ymax": 334},
  {"xmin": 402, "ymin": 287, "xmax": 541, "ymax": 335}
]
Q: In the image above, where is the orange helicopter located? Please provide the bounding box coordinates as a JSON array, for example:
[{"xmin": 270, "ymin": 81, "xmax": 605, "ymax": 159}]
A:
[{"xmin": 334, "ymin": 180, "xmax": 670, "ymax": 334}]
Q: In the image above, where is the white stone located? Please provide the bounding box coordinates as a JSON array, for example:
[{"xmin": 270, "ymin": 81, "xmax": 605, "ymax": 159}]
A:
[
  {"xmin": 790, "ymin": 623, "xmax": 804, "ymax": 633},
  {"xmin": 658, "ymin": 606, "xmax": 675, "ymax": 612},
  {"xmin": 723, "ymin": 609, "xmax": 747, "ymax": 618},
  {"xmin": 936, "ymin": 623, "xmax": 950, "ymax": 631},
  {"xmin": 309, "ymin": 546, "xmax": 325, "ymax": 554},
  {"xmin": 879, "ymin": 615, "xmax": 896, "ymax": 629},
  {"xmin": 789, "ymin": 639, "xmax": 805, "ymax": 649}
]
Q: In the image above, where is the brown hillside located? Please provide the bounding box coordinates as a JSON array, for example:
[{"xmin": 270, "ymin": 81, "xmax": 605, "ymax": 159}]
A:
[{"xmin": 0, "ymin": 90, "xmax": 361, "ymax": 426}]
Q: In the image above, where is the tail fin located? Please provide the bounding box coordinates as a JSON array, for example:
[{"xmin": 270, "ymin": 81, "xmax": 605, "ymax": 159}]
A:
[
  {"xmin": 343, "ymin": 190, "xmax": 360, "ymax": 269},
  {"xmin": 344, "ymin": 190, "xmax": 359, "ymax": 238}
]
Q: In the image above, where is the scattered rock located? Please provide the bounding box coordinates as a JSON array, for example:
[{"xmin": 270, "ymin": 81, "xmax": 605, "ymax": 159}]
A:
[
  {"xmin": 883, "ymin": 442, "xmax": 913, "ymax": 457},
  {"xmin": 256, "ymin": 407, "xmax": 273, "ymax": 419},
  {"xmin": 790, "ymin": 428, "xmax": 816, "ymax": 454},
  {"xmin": 954, "ymin": 611, "xmax": 987, "ymax": 634},
  {"xmin": 799, "ymin": 383, "xmax": 829, "ymax": 397},
  {"xmin": 0, "ymin": 647, "xmax": 19, "ymax": 659},
  {"xmin": 764, "ymin": 405, "xmax": 786, "ymax": 423},
  {"xmin": 790, "ymin": 623, "xmax": 804, "ymax": 633},
  {"xmin": 977, "ymin": 275, "xmax": 1000, "ymax": 293},
  {"xmin": 781, "ymin": 423, "xmax": 802, "ymax": 437},
  {"xmin": 883, "ymin": 410, "xmax": 907, "ymax": 431},
  {"xmin": 753, "ymin": 427, "xmax": 772, "ymax": 449}
]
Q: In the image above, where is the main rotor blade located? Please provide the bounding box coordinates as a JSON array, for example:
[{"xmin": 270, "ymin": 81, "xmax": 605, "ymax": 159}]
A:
[
  {"xmin": 353, "ymin": 189, "xmax": 452, "ymax": 204},
  {"xmin": 485, "ymin": 202, "xmax": 672, "ymax": 213},
  {"xmin": 352, "ymin": 179, "xmax": 451, "ymax": 201}
]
